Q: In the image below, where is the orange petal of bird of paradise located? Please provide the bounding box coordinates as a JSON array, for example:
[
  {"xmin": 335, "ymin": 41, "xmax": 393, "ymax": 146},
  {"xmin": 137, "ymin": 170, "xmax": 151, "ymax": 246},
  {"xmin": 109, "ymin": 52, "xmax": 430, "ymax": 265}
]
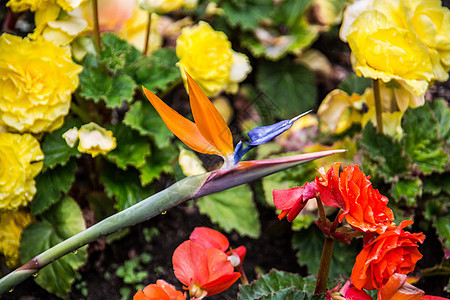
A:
[{"xmin": 142, "ymin": 72, "xmax": 233, "ymax": 158}]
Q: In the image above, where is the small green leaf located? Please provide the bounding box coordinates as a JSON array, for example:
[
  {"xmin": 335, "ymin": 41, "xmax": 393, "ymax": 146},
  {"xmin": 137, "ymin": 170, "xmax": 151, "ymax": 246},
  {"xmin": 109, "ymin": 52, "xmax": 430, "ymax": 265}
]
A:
[
  {"xmin": 31, "ymin": 160, "xmax": 77, "ymax": 216},
  {"xmin": 106, "ymin": 123, "xmax": 151, "ymax": 170},
  {"xmin": 197, "ymin": 185, "xmax": 260, "ymax": 238},
  {"xmin": 257, "ymin": 59, "xmax": 316, "ymax": 120},
  {"xmin": 98, "ymin": 33, "xmax": 141, "ymax": 74},
  {"xmin": 101, "ymin": 162, "xmax": 154, "ymax": 211},
  {"xmin": 423, "ymin": 173, "xmax": 450, "ymax": 196},
  {"xmin": 360, "ymin": 122, "xmax": 410, "ymax": 182},
  {"xmin": 123, "ymin": 101, "xmax": 173, "ymax": 148},
  {"xmin": 239, "ymin": 270, "xmax": 318, "ymax": 300},
  {"xmin": 292, "ymin": 226, "xmax": 356, "ymax": 278},
  {"xmin": 429, "ymin": 99, "xmax": 450, "ymax": 143},
  {"xmin": 221, "ymin": 0, "xmax": 273, "ymax": 30},
  {"xmin": 126, "ymin": 48, "xmax": 180, "ymax": 92},
  {"xmin": 402, "ymin": 104, "xmax": 447, "ymax": 174},
  {"xmin": 41, "ymin": 118, "xmax": 82, "ymax": 170},
  {"xmin": 79, "ymin": 65, "xmax": 136, "ymax": 108},
  {"xmin": 338, "ymin": 73, "xmax": 372, "ymax": 95},
  {"xmin": 20, "ymin": 197, "xmax": 87, "ymax": 298},
  {"xmin": 272, "ymin": 0, "xmax": 312, "ymax": 27},
  {"xmin": 390, "ymin": 178, "xmax": 422, "ymax": 205},
  {"xmin": 435, "ymin": 214, "xmax": 450, "ymax": 249},
  {"xmin": 138, "ymin": 145, "xmax": 177, "ymax": 185}
]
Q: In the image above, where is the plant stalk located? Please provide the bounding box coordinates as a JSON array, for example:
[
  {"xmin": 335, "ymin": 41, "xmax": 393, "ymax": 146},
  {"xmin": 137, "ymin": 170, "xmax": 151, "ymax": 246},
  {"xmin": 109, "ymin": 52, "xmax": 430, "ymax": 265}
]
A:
[
  {"xmin": 314, "ymin": 237, "xmax": 335, "ymax": 295},
  {"xmin": 372, "ymin": 79, "xmax": 383, "ymax": 134},
  {"xmin": 92, "ymin": 0, "xmax": 102, "ymax": 51},
  {"xmin": 142, "ymin": 12, "xmax": 152, "ymax": 56}
]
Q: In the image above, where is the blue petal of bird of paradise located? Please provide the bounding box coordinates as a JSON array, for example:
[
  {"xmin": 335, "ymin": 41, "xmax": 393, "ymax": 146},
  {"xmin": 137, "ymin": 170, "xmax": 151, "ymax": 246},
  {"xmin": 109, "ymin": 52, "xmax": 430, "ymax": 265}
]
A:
[{"xmin": 233, "ymin": 110, "xmax": 312, "ymax": 164}]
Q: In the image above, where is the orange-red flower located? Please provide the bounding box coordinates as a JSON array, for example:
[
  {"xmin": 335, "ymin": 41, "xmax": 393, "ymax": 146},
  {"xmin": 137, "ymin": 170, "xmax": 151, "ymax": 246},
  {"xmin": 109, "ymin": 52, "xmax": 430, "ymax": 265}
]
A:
[
  {"xmin": 189, "ymin": 227, "xmax": 246, "ymax": 266},
  {"xmin": 273, "ymin": 182, "xmax": 319, "ymax": 222},
  {"xmin": 133, "ymin": 279, "xmax": 185, "ymax": 300},
  {"xmin": 316, "ymin": 162, "xmax": 395, "ymax": 234},
  {"xmin": 351, "ymin": 221, "xmax": 425, "ymax": 291},
  {"xmin": 172, "ymin": 240, "xmax": 241, "ymax": 299}
]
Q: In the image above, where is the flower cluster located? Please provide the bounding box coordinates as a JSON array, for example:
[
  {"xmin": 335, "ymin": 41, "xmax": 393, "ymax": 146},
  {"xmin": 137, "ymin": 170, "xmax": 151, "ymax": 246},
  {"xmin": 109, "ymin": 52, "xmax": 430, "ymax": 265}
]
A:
[
  {"xmin": 340, "ymin": 0, "xmax": 449, "ymax": 97},
  {"xmin": 176, "ymin": 21, "xmax": 251, "ymax": 97},
  {"xmin": 273, "ymin": 162, "xmax": 425, "ymax": 296},
  {"xmin": 0, "ymin": 133, "xmax": 44, "ymax": 212},
  {"xmin": 0, "ymin": 33, "xmax": 82, "ymax": 133}
]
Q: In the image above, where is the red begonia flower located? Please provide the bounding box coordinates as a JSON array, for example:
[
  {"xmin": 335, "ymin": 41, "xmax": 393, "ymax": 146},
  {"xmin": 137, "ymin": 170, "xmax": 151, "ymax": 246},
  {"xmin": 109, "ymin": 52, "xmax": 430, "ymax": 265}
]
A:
[
  {"xmin": 351, "ymin": 221, "xmax": 425, "ymax": 291},
  {"xmin": 273, "ymin": 181, "xmax": 318, "ymax": 222},
  {"xmin": 326, "ymin": 280, "xmax": 372, "ymax": 300},
  {"xmin": 172, "ymin": 240, "xmax": 241, "ymax": 299},
  {"xmin": 133, "ymin": 279, "xmax": 185, "ymax": 300},
  {"xmin": 377, "ymin": 273, "xmax": 425, "ymax": 300},
  {"xmin": 316, "ymin": 162, "xmax": 395, "ymax": 234}
]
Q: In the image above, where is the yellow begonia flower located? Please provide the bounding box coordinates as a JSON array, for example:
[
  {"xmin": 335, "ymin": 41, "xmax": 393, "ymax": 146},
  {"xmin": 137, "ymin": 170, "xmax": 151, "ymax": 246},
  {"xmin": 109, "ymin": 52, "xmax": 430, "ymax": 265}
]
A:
[
  {"xmin": 318, "ymin": 89, "xmax": 369, "ymax": 134},
  {"xmin": 138, "ymin": 0, "xmax": 183, "ymax": 14},
  {"xmin": 62, "ymin": 127, "xmax": 79, "ymax": 148},
  {"xmin": 0, "ymin": 133, "xmax": 44, "ymax": 212},
  {"xmin": 0, "ymin": 210, "xmax": 32, "ymax": 268},
  {"xmin": 176, "ymin": 21, "xmax": 252, "ymax": 96},
  {"xmin": 7, "ymin": 0, "xmax": 85, "ymax": 12},
  {"xmin": 77, "ymin": 123, "xmax": 117, "ymax": 158},
  {"xmin": 346, "ymin": 9, "xmax": 436, "ymax": 97},
  {"xmin": 409, "ymin": 0, "xmax": 450, "ymax": 70},
  {"xmin": 0, "ymin": 34, "xmax": 82, "ymax": 133},
  {"xmin": 178, "ymin": 148, "xmax": 207, "ymax": 177}
]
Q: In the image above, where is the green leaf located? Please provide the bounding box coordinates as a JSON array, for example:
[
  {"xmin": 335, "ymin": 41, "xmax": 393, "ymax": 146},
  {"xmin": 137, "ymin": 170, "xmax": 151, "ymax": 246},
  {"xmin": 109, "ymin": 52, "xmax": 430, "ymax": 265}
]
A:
[
  {"xmin": 402, "ymin": 104, "xmax": 447, "ymax": 175},
  {"xmin": 429, "ymin": 99, "xmax": 450, "ymax": 143},
  {"xmin": 79, "ymin": 65, "xmax": 136, "ymax": 108},
  {"xmin": 292, "ymin": 226, "xmax": 356, "ymax": 278},
  {"xmin": 360, "ymin": 122, "xmax": 410, "ymax": 182},
  {"xmin": 338, "ymin": 73, "xmax": 372, "ymax": 95},
  {"xmin": 138, "ymin": 144, "xmax": 177, "ymax": 185},
  {"xmin": 106, "ymin": 123, "xmax": 151, "ymax": 170},
  {"xmin": 125, "ymin": 48, "xmax": 180, "ymax": 92},
  {"xmin": 101, "ymin": 162, "xmax": 154, "ymax": 211},
  {"xmin": 239, "ymin": 270, "xmax": 318, "ymax": 300},
  {"xmin": 272, "ymin": 0, "xmax": 313, "ymax": 27},
  {"xmin": 123, "ymin": 101, "xmax": 173, "ymax": 148},
  {"xmin": 390, "ymin": 178, "xmax": 422, "ymax": 206},
  {"xmin": 435, "ymin": 214, "xmax": 450, "ymax": 249},
  {"xmin": 41, "ymin": 118, "xmax": 82, "ymax": 170},
  {"xmin": 423, "ymin": 173, "xmax": 450, "ymax": 196},
  {"xmin": 221, "ymin": 0, "xmax": 273, "ymax": 30},
  {"xmin": 197, "ymin": 185, "xmax": 260, "ymax": 238},
  {"xmin": 98, "ymin": 33, "xmax": 141, "ymax": 74},
  {"xmin": 257, "ymin": 59, "xmax": 316, "ymax": 120},
  {"xmin": 31, "ymin": 160, "xmax": 77, "ymax": 216},
  {"xmin": 20, "ymin": 197, "xmax": 87, "ymax": 298}
]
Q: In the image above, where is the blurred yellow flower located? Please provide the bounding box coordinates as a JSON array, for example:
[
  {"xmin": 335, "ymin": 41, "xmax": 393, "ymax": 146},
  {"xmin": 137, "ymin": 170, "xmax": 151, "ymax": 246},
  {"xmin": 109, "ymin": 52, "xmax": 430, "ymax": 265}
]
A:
[
  {"xmin": 77, "ymin": 123, "xmax": 117, "ymax": 157},
  {"xmin": 7, "ymin": 0, "xmax": 85, "ymax": 12},
  {"xmin": 318, "ymin": 89, "xmax": 369, "ymax": 134},
  {"xmin": 176, "ymin": 22, "xmax": 251, "ymax": 96},
  {"xmin": 0, "ymin": 210, "xmax": 32, "ymax": 268},
  {"xmin": 408, "ymin": 0, "xmax": 450, "ymax": 71},
  {"xmin": 138, "ymin": 0, "xmax": 183, "ymax": 14},
  {"xmin": 0, "ymin": 133, "xmax": 44, "ymax": 212},
  {"xmin": 0, "ymin": 34, "xmax": 82, "ymax": 133},
  {"xmin": 178, "ymin": 148, "xmax": 206, "ymax": 176}
]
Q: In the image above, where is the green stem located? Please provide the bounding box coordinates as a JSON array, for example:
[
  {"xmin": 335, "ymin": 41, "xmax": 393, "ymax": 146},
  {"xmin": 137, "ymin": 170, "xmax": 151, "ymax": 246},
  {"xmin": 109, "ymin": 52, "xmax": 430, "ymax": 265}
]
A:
[
  {"xmin": 92, "ymin": 0, "xmax": 102, "ymax": 51},
  {"xmin": 70, "ymin": 102, "xmax": 91, "ymax": 123},
  {"xmin": 372, "ymin": 79, "xmax": 383, "ymax": 134},
  {"xmin": 314, "ymin": 237, "xmax": 335, "ymax": 295},
  {"xmin": 0, "ymin": 173, "xmax": 210, "ymax": 294},
  {"xmin": 142, "ymin": 12, "xmax": 152, "ymax": 56}
]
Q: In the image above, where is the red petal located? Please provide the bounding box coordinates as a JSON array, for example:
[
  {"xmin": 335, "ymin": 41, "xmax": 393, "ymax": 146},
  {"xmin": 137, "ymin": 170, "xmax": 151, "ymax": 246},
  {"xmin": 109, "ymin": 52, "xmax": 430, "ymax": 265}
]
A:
[
  {"xmin": 172, "ymin": 241, "xmax": 209, "ymax": 287},
  {"xmin": 190, "ymin": 227, "xmax": 229, "ymax": 252},
  {"xmin": 201, "ymin": 272, "xmax": 241, "ymax": 296},
  {"xmin": 273, "ymin": 186, "xmax": 304, "ymax": 210}
]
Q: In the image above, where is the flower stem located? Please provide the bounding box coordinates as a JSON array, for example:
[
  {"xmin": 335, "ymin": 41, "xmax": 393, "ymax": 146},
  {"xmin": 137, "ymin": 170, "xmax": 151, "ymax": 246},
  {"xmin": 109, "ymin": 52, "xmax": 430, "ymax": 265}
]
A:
[
  {"xmin": 237, "ymin": 264, "xmax": 249, "ymax": 285},
  {"xmin": 372, "ymin": 79, "xmax": 383, "ymax": 134},
  {"xmin": 314, "ymin": 237, "xmax": 335, "ymax": 295},
  {"xmin": 92, "ymin": 0, "xmax": 102, "ymax": 51},
  {"xmin": 143, "ymin": 12, "xmax": 152, "ymax": 56}
]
